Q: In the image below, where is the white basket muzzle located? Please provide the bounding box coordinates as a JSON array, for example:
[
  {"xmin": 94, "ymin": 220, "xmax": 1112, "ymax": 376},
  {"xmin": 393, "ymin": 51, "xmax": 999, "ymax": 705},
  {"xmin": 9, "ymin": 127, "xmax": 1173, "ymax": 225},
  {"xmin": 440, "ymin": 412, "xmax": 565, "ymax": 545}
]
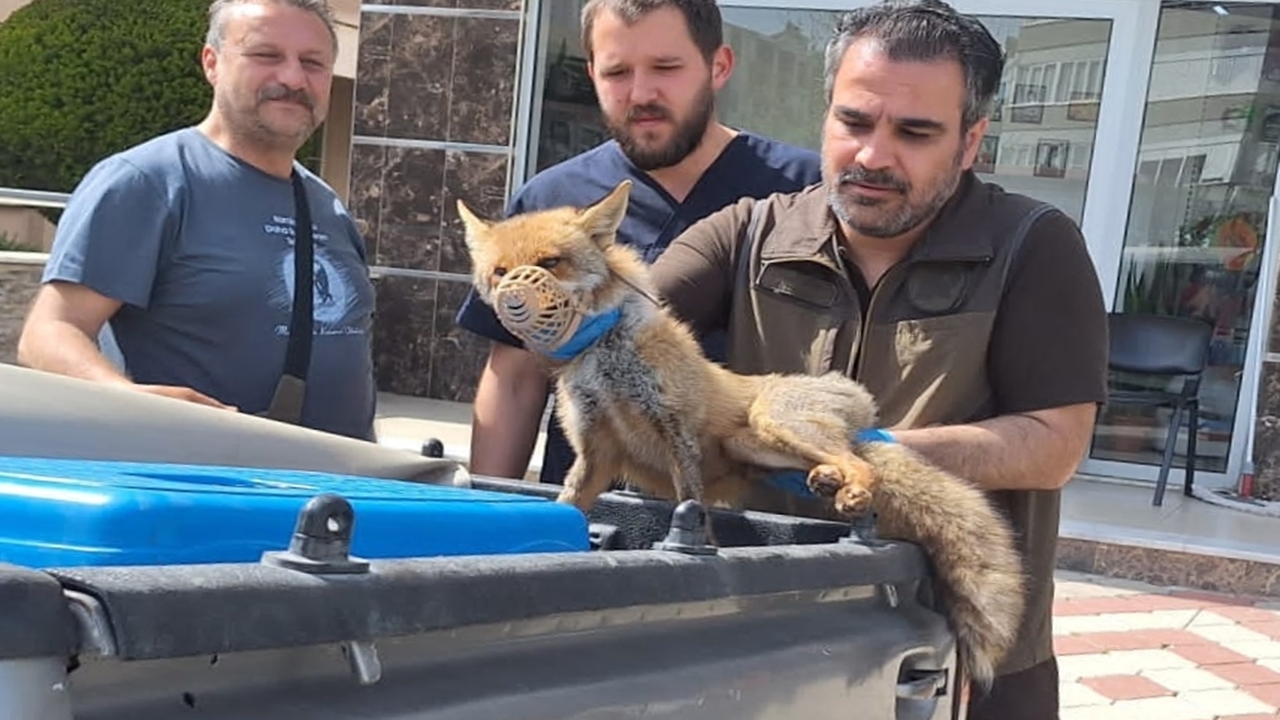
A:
[{"xmin": 491, "ymin": 265, "xmax": 585, "ymax": 352}]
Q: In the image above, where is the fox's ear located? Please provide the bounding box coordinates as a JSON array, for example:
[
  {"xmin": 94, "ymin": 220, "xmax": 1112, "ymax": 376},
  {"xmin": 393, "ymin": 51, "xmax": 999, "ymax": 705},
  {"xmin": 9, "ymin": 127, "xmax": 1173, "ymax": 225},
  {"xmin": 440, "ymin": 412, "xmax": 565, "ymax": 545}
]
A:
[
  {"xmin": 578, "ymin": 180, "xmax": 630, "ymax": 249},
  {"xmin": 456, "ymin": 199, "xmax": 489, "ymax": 253}
]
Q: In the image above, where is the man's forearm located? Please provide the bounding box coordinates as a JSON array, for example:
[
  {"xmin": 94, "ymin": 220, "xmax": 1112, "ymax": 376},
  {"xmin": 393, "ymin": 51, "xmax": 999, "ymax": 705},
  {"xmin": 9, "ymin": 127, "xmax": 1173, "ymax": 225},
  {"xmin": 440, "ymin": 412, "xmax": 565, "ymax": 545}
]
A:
[
  {"xmin": 17, "ymin": 320, "xmax": 130, "ymax": 385},
  {"xmin": 467, "ymin": 349, "xmax": 551, "ymax": 480},
  {"xmin": 889, "ymin": 404, "xmax": 1097, "ymax": 492},
  {"xmin": 469, "ymin": 408, "xmax": 544, "ymax": 480}
]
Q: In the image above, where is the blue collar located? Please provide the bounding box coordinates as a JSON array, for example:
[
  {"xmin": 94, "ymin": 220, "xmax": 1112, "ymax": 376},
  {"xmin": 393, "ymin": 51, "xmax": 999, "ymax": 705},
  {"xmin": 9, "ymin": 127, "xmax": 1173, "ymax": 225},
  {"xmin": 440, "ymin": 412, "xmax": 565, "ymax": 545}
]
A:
[{"xmin": 547, "ymin": 307, "xmax": 623, "ymax": 361}]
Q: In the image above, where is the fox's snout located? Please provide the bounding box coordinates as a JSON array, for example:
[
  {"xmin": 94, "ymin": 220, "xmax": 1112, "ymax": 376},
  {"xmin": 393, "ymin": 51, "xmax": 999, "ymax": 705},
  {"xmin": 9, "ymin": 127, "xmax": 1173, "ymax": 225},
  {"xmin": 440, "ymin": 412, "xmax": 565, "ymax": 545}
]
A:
[{"xmin": 489, "ymin": 264, "xmax": 587, "ymax": 351}]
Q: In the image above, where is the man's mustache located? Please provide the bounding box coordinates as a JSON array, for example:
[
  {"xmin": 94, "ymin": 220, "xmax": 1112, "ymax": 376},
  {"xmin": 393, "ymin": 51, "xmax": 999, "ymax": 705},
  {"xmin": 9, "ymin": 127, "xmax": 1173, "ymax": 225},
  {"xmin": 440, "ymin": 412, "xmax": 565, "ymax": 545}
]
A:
[
  {"xmin": 258, "ymin": 85, "xmax": 314, "ymax": 111},
  {"xmin": 627, "ymin": 103, "xmax": 671, "ymax": 123},
  {"xmin": 838, "ymin": 166, "xmax": 909, "ymax": 193}
]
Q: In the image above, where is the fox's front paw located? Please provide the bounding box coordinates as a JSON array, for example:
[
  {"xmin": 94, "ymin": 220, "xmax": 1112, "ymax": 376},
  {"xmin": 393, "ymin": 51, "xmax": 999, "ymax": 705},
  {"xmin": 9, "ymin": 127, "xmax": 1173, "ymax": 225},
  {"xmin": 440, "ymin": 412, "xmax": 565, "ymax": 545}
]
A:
[
  {"xmin": 555, "ymin": 487, "xmax": 582, "ymax": 509},
  {"xmin": 806, "ymin": 464, "xmax": 844, "ymax": 498},
  {"xmin": 834, "ymin": 483, "xmax": 873, "ymax": 517},
  {"xmin": 808, "ymin": 462, "xmax": 875, "ymax": 516}
]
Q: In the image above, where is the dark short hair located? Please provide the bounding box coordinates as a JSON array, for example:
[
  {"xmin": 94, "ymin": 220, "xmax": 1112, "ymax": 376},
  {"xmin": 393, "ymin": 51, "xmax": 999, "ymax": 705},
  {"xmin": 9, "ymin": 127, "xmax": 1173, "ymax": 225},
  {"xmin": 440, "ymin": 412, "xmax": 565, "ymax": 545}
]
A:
[
  {"xmin": 824, "ymin": 0, "xmax": 1004, "ymax": 129},
  {"xmin": 580, "ymin": 0, "xmax": 723, "ymax": 63}
]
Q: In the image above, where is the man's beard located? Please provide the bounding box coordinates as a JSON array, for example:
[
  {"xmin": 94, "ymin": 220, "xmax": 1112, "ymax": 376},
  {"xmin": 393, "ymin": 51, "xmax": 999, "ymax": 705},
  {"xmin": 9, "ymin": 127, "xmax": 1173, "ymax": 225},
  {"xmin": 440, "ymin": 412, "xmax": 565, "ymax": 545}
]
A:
[
  {"xmin": 605, "ymin": 83, "xmax": 715, "ymax": 171},
  {"xmin": 826, "ymin": 143, "xmax": 966, "ymax": 239},
  {"xmin": 217, "ymin": 83, "xmax": 318, "ymax": 151}
]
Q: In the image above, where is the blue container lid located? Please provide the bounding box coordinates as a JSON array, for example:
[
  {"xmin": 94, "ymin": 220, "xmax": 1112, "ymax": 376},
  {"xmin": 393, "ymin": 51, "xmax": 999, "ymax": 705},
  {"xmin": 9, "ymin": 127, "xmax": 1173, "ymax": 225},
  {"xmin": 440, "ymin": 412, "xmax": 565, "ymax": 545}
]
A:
[{"xmin": 0, "ymin": 456, "xmax": 589, "ymax": 568}]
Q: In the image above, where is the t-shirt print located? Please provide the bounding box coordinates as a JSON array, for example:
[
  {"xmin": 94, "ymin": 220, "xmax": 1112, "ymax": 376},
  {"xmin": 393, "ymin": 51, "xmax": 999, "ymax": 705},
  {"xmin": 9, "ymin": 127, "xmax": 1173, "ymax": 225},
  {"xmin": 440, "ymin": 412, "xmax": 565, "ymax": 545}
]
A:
[{"xmin": 263, "ymin": 213, "xmax": 367, "ymax": 338}]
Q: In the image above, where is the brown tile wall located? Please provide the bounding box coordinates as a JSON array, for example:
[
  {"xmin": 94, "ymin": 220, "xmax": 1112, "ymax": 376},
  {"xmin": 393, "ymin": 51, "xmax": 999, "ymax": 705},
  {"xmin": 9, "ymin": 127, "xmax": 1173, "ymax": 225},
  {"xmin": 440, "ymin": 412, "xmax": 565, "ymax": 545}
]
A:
[{"xmin": 348, "ymin": 3, "xmax": 522, "ymax": 403}]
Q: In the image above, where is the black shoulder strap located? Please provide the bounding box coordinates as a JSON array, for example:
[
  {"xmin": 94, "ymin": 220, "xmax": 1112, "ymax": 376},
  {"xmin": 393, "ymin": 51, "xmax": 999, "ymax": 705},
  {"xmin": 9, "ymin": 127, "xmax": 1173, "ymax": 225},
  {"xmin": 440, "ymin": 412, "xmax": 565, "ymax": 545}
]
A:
[
  {"xmin": 284, "ymin": 171, "xmax": 315, "ymax": 381},
  {"xmin": 262, "ymin": 170, "xmax": 314, "ymax": 424}
]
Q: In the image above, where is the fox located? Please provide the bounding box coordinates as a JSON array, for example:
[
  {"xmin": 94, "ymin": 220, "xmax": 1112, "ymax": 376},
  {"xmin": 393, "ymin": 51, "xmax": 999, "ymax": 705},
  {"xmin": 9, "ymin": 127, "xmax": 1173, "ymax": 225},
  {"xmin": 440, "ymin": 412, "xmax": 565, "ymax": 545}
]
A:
[{"xmin": 456, "ymin": 179, "xmax": 1027, "ymax": 688}]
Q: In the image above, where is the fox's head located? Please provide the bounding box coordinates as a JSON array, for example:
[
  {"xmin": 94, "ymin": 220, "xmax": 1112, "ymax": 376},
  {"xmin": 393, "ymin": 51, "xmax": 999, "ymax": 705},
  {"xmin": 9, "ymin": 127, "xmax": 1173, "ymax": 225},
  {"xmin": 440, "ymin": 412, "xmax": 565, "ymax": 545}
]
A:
[{"xmin": 457, "ymin": 180, "xmax": 652, "ymax": 355}]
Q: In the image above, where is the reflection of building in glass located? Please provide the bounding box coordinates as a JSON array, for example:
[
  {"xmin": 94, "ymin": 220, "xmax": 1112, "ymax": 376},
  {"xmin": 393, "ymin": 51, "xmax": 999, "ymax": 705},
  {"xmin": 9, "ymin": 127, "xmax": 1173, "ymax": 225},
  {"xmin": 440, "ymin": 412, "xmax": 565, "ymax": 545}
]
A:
[
  {"xmin": 982, "ymin": 19, "xmax": 1111, "ymax": 223},
  {"xmin": 1123, "ymin": 7, "xmax": 1280, "ymax": 275},
  {"xmin": 537, "ymin": 37, "xmax": 609, "ymax": 172},
  {"xmin": 531, "ymin": 5, "xmax": 835, "ymax": 172},
  {"xmin": 532, "ymin": 0, "xmax": 605, "ymax": 172},
  {"xmin": 716, "ymin": 17, "xmax": 832, "ymax": 151}
]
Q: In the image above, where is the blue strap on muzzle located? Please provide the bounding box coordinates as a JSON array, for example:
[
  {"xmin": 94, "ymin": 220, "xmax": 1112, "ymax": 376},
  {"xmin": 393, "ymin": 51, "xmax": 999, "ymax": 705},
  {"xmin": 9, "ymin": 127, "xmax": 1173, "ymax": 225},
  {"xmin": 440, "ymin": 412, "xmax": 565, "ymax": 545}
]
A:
[{"xmin": 547, "ymin": 307, "xmax": 624, "ymax": 361}]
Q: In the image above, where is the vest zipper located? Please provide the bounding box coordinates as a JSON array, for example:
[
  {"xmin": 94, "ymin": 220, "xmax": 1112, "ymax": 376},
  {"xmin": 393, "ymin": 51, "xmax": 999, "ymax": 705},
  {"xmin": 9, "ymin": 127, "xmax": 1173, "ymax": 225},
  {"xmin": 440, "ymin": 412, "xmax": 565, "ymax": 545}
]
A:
[
  {"xmin": 832, "ymin": 244, "xmax": 885, "ymax": 381},
  {"xmin": 852, "ymin": 268, "xmax": 897, "ymax": 381}
]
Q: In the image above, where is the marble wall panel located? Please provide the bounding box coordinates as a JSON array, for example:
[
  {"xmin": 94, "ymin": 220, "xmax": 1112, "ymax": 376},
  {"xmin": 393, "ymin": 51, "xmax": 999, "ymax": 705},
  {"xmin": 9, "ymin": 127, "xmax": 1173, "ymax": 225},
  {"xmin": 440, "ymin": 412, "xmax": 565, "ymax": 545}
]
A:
[
  {"xmin": 428, "ymin": 280, "xmax": 491, "ymax": 402},
  {"xmin": 1252, "ymin": 247, "xmax": 1280, "ymax": 500},
  {"xmin": 370, "ymin": 274, "xmax": 438, "ymax": 398},
  {"xmin": 440, "ymin": 150, "xmax": 510, "ymax": 275},
  {"xmin": 352, "ymin": 6, "xmax": 521, "ymax": 399},
  {"xmin": 1056, "ymin": 537, "xmax": 1280, "ymax": 598},
  {"xmin": 352, "ymin": 13, "xmax": 392, "ymax": 138},
  {"xmin": 384, "ymin": 14, "xmax": 455, "ymax": 142},
  {"xmin": 347, "ymin": 143, "xmax": 386, "ymax": 258},
  {"xmin": 363, "ymin": 11, "xmax": 519, "ymax": 146},
  {"xmin": 379, "ymin": 146, "xmax": 447, "ymax": 231},
  {"xmin": 1252, "ymin": 362, "xmax": 1280, "ymax": 501},
  {"xmin": 447, "ymin": 17, "xmax": 520, "ymax": 146},
  {"xmin": 370, "ymin": 275, "xmax": 488, "ymax": 401}
]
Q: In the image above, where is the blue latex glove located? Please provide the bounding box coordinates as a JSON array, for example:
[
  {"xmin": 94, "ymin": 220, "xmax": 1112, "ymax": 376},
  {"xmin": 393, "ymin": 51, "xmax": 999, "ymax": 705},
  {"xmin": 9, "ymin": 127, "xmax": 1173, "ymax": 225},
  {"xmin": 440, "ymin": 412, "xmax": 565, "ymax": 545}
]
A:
[{"xmin": 763, "ymin": 428, "xmax": 896, "ymax": 498}]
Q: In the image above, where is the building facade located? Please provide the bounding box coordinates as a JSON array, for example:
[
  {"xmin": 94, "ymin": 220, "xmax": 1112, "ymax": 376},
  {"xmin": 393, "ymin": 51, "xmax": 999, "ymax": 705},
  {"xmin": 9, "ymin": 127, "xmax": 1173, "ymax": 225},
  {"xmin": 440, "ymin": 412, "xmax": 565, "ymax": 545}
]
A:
[{"xmin": 346, "ymin": 0, "xmax": 1280, "ymax": 500}]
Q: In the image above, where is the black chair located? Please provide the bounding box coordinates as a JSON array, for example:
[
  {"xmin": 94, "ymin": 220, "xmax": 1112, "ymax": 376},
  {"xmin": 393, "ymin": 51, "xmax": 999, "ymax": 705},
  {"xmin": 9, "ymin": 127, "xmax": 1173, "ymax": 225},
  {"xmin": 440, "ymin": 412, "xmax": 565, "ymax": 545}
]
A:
[{"xmin": 1104, "ymin": 312, "xmax": 1213, "ymax": 507}]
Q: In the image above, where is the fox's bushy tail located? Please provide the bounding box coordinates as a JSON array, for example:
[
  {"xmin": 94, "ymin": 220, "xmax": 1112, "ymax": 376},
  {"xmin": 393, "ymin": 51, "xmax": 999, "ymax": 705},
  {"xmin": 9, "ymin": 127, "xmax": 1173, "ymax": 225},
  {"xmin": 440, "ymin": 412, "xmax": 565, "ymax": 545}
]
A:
[{"xmin": 856, "ymin": 442, "xmax": 1027, "ymax": 689}]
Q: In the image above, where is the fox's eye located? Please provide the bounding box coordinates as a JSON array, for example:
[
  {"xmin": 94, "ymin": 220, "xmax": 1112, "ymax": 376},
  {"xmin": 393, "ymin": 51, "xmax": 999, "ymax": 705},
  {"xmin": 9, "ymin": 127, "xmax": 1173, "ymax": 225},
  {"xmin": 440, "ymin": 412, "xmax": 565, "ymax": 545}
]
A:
[
  {"xmin": 494, "ymin": 267, "xmax": 507, "ymax": 277},
  {"xmin": 537, "ymin": 257, "xmax": 561, "ymax": 270}
]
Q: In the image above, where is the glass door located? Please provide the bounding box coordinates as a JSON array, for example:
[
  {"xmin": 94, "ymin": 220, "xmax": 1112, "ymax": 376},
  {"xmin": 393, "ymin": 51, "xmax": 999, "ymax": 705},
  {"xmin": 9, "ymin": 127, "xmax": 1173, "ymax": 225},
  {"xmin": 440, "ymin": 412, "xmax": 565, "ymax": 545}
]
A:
[{"xmin": 1084, "ymin": 2, "xmax": 1280, "ymax": 491}]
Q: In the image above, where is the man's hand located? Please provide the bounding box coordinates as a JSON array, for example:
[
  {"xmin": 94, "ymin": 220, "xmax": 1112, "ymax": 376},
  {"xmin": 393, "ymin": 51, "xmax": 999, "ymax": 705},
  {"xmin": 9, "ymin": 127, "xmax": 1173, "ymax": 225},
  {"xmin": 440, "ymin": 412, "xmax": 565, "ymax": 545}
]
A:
[{"xmin": 133, "ymin": 384, "xmax": 237, "ymax": 411}]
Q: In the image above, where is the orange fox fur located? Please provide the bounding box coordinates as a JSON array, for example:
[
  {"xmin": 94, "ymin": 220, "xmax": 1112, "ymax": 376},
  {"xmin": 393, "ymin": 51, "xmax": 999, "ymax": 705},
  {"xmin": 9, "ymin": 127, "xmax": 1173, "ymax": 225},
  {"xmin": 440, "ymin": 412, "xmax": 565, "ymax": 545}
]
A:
[{"xmin": 457, "ymin": 179, "xmax": 1026, "ymax": 687}]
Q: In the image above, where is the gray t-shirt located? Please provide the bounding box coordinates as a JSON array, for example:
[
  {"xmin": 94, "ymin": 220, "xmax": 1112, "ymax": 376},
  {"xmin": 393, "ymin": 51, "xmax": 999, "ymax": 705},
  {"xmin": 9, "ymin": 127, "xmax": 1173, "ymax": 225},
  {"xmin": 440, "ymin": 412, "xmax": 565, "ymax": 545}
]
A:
[{"xmin": 43, "ymin": 127, "xmax": 377, "ymax": 441}]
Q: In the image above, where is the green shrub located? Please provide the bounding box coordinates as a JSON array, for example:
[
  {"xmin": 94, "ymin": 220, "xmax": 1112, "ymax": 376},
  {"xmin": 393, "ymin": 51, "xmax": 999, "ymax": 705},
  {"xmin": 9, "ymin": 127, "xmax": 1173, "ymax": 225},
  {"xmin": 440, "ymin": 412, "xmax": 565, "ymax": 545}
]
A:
[{"xmin": 0, "ymin": 0, "xmax": 321, "ymax": 216}]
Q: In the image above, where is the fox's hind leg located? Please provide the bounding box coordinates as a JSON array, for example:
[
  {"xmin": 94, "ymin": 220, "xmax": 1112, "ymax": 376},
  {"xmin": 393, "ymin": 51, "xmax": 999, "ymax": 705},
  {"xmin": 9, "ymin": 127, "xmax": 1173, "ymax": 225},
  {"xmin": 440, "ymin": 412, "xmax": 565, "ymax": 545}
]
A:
[{"xmin": 737, "ymin": 382, "xmax": 879, "ymax": 516}]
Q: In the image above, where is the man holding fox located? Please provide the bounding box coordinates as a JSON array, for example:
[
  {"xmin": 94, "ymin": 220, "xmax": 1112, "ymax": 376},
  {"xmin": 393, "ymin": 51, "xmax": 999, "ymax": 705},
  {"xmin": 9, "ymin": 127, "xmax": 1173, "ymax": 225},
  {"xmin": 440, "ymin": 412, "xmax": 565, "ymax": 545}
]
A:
[
  {"xmin": 457, "ymin": 0, "xmax": 1107, "ymax": 717},
  {"xmin": 648, "ymin": 2, "xmax": 1109, "ymax": 718}
]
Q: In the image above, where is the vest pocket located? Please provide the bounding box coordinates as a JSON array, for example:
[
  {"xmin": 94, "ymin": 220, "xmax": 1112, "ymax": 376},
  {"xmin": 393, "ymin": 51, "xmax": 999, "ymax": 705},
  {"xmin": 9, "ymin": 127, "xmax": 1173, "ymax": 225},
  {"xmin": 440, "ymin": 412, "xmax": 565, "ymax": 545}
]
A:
[
  {"xmin": 869, "ymin": 311, "xmax": 995, "ymax": 427},
  {"xmin": 730, "ymin": 287, "xmax": 843, "ymax": 376}
]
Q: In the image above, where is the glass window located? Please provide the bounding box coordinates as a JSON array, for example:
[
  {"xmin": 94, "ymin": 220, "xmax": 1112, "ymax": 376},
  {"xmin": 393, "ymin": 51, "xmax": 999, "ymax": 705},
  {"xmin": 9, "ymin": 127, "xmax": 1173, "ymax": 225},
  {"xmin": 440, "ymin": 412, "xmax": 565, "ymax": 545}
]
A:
[
  {"xmin": 526, "ymin": 3, "xmax": 1112, "ymax": 234},
  {"xmin": 1091, "ymin": 2, "xmax": 1280, "ymax": 475}
]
